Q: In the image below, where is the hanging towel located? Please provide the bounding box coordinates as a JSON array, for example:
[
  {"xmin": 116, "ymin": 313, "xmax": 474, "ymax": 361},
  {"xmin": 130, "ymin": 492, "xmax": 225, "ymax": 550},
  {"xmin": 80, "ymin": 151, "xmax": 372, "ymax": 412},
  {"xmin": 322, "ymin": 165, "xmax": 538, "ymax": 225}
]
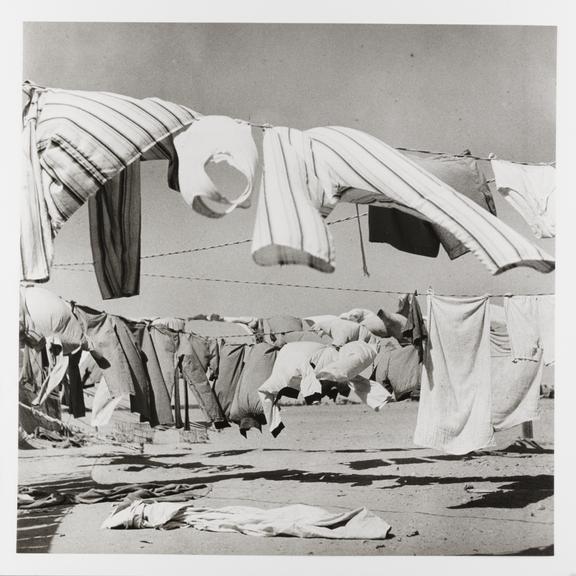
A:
[
  {"xmin": 491, "ymin": 159, "xmax": 555, "ymax": 238},
  {"xmin": 490, "ymin": 314, "xmax": 544, "ymax": 431},
  {"xmin": 102, "ymin": 500, "xmax": 391, "ymax": 540},
  {"xmin": 503, "ymin": 296, "xmax": 541, "ymax": 362},
  {"xmin": 252, "ymin": 127, "xmax": 338, "ymax": 272},
  {"xmin": 88, "ymin": 162, "xmax": 141, "ymax": 299},
  {"xmin": 173, "ymin": 116, "xmax": 258, "ymax": 218},
  {"xmin": 414, "ymin": 295, "xmax": 495, "ymax": 455},
  {"xmin": 305, "ymin": 126, "xmax": 554, "ymax": 275},
  {"xmin": 536, "ymin": 295, "xmax": 554, "ymax": 366}
]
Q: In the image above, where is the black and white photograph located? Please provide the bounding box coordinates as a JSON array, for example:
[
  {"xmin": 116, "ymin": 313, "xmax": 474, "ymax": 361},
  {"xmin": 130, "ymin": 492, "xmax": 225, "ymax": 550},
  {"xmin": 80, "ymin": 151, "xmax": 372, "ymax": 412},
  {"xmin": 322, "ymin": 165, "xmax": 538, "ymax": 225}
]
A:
[{"xmin": 2, "ymin": 3, "xmax": 575, "ymax": 575}]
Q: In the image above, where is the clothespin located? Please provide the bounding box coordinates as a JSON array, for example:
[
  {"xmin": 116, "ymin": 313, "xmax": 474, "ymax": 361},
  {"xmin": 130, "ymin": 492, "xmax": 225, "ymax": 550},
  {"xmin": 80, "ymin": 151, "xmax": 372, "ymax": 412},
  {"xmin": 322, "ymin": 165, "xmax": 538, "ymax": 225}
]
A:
[{"xmin": 488, "ymin": 153, "xmax": 497, "ymax": 160}]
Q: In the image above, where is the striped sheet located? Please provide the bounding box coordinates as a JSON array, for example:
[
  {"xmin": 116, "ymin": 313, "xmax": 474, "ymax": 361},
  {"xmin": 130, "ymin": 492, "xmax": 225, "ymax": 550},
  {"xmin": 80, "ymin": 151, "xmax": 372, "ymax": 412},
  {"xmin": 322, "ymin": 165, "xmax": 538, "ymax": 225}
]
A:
[
  {"xmin": 252, "ymin": 127, "xmax": 337, "ymax": 272},
  {"xmin": 307, "ymin": 126, "xmax": 554, "ymax": 275},
  {"xmin": 35, "ymin": 87, "xmax": 198, "ymax": 227}
]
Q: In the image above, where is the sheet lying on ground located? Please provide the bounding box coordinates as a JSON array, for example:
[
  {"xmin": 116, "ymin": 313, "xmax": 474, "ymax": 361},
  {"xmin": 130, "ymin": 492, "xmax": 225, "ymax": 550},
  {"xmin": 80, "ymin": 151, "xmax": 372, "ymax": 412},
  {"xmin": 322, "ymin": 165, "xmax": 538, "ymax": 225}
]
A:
[
  {"xmin": 102, "ymin": 500, "xmax": 392, "ymax": 539},
  {"xmin": 18, "ymin": 482, "xmax": 210, "ymax": 509}
]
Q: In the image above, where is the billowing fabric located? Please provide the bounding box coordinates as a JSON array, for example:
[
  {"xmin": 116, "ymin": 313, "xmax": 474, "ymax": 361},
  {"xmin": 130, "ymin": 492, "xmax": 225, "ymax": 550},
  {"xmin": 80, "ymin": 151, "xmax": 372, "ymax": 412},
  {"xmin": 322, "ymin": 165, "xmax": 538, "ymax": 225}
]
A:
[
  {"xmin": 229, "ymin": 343, "xmax": 278, "ymax": 436},
  {"xmin": 91, "ymin": 377, "xmax": 126, "ymax": 428},
  {"xmin": 22, "ymin": 83, "xmax": 197, "ymax": 283},
  {"xmin": 373, "ymin": 344, "xmax": 422, "ymax": 401},
  {"xmin": 21, "ymin": 88, "xmax": 54, "ymax": 280},
  {"xmin": 102, "ymin": 500, "xmax": 392, "ymax": 540},
  {"xmin": 88, "ymin": 162, "xmax": 141, "ymax": 299},
  {"xmin": 491, "ymin": 159, "xmax": 555, "ymax": 238},
  {"xmin": 503, "ymin": 296, "xmax": 541, "ymax": 362},
  {"xmin": 259, "ymin": 342, "xmax": 335, "ymax": 435},
  {"xmin": 316, "ymin": 341, "xmax": 378, "ymax": 383},
  {"xmin": 349, "ymin": 376, "xmax": 394, "ymax": 411},
  {"xmin": 307, "ymin": 126, "xmax": 554, "ymax": 275},
  {"xmin": 305, "ymin": 316, "xmax": 376, "ymax": 347},
  {"xmin": 411, "ymin": 153, "xmax": 498, "ymax": 259},
  {"xmin": 490, "ymin": 319, "xmax": 543, "ymax": 432},
  {"xmin": 173, "ymin": 116, "xmax": 258, "ymax": 217},
  {"xmin": 21, "ymin": 285, "xmax": 85, "ymax": 355},
  {"xmin": 414, "ymin": 295, "xmax": 495, "ymax": 455},
  {"xmin": 32, "ymin": 353, "xmax": 69, "ymax": 406},
  {"xmin": 213, "ymin": 343, "xmax": 248, "ymax": 418},
  {"xmin": 368, "ymin": 205, "xmax": 440, "ymax": 257},
  {"xmin": 252, "ymin": 127, "xmax": 337, "ymax": 272},
  {"xmin": 338, "ymin": 308, "xmax": 388, "ymax": 338}
]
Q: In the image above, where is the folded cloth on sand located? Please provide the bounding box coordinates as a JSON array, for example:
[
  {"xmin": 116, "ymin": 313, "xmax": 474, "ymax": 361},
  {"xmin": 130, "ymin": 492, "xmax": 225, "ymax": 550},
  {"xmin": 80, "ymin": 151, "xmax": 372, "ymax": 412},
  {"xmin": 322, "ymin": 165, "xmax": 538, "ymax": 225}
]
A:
[{"xmin": 101, "ymin": 500, "xmax": 392, "ymax": 539}]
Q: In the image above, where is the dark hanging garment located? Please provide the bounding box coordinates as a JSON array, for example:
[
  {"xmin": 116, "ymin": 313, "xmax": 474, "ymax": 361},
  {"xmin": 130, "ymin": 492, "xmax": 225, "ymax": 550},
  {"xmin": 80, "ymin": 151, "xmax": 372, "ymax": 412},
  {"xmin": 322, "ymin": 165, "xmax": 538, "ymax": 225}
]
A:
[
  {"xmin": 88, "ymin": 162, "xmax": 141, "ymax": 300},
  {"xmin": 213, "ymin": 343, "xmax": 248, "ymax": 419},
  {"xmin": 67, "ymin": 350, "xmax": 86, "ymax": 418},
  {"xmin": 368, "ymin": 205, "xmax": 441, "ymax": 257}
]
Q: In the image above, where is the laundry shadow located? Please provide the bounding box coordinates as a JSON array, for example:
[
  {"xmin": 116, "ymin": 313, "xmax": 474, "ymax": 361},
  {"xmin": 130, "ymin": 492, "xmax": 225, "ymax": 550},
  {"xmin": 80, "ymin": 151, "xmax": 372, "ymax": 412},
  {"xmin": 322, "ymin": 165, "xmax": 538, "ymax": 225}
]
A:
[
  {"xmin": 449, "ymin": 475, "xmax": 553, "ymax": 509},
  {"xmin": 17, "ymin": 504, "xmax": 73, "ymax": 553},
  {"xmin": 348, "ymin": 453, "xmax": 483, "ymax": 470},
  {"xmin": 476, "ymin": 544, "xmax": 553, "ymax": 556}
]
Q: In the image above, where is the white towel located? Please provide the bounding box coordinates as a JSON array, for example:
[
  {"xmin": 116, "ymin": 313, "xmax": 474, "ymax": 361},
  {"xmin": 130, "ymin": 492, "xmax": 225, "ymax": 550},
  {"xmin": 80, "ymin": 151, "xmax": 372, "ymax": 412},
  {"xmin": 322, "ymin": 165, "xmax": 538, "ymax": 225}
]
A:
[
  {"xmin": 414, "ymin": 295, "xmax": 495, "ymax": 455},
  {"xmin": 537, "ymin": 295, "xmax": 555, "ymax": 366},
  {"xmin": 503, "ymin": 296, "xmax": 541, "ymax": 362}
]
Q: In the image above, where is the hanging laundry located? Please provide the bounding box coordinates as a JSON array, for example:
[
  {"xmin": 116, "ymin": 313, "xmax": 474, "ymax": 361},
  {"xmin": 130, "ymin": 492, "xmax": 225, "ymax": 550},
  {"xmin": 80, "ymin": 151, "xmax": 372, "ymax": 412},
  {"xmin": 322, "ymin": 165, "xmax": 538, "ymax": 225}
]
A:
[
  {"xmin": 21, "ymin": 285, "xmax": 85, "ymax": 355},
  {"xmin": 372, "ymin": 343, "xmax": 422, "ymax": 401},
  {"xmin": 229, "ymin": 343, "xmax": 278, "ymax": 436},
  {"xmin": 348, "ymin": 376, "xmax": 394, "ymax": 411},
  {"xmin": 315, "ymin": 341, "xmax": 378, "ymax": 383},
  {"xmin": 259, "ymin": 315, "xmax": 305, "ymax": 347},
  {"xmin": 536, "ymin": 295, "xmax": 554, "ymax": 366},
  {"xmin": 503, "ymin": 296, "xmax": 542, "ymax": 362},
  {"xmin": 259, "ymin": 342, "xmax": 338, "ymax": 436},
  {"xmin": 91, "ymin": 377, "xmax": 126, "ymax": 428},
  {"xmin": 102, "ymin": 500, "xmax": 392, "ymax": 540},
  {"xmin": 368, "ymin": 205, "xmax": 440, "ymax": 257},
  {"xmin": 304, "ymin": 316, "xmax": 376, "ymax": 347},
  {"xmin": 252, "ymin": 127, "xmax": 338, "ymax": 272},
  {"xmin": 489, "ymin": 310, "xmax": 544, "ymax": 431},
  {"xmin": 213, "ymin": 343, "xmax": 248, "ymax": 419},
  {"xmin": 304, "ymin": 126, "xmax": 553, "ymax": 274},
  {"xmin": 64, "ymin": 350, "xmax": 85, "ymax": 418},
  {"xmin": 88, "ymin": 162, "xmax": 141, "ymax": 299},
  {"xmin": 338, "ymin": 308, "xmax": 388, "ymax": 338},
  {"xmin": 32, "ymin": 353, "xmax": 69, "ymax": 407},
  {"xmin": 399, "ymin": 293, "xmax": 428, "ymax": 362},
  {"xmin": 173, "ymin": 116, "xmax": 258, "ymax": 218},
  {"xmin": 414, "ymin": 295, "xmax": 495, "ymax": 455},
  {"xmin": 491, "ymin": 159, "xmax": 555, "ymax": 238}
]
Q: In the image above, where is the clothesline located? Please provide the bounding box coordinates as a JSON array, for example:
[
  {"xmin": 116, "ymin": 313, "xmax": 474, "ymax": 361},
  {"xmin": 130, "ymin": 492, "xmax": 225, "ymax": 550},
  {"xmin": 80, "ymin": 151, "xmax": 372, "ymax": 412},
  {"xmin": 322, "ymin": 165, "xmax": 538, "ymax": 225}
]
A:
[
  {"xmin": 54, "ymin": 266, "xmax": 554, "ymax": 298},
  {"xmin": 52, "ymin": 212, "xmax": 370, "ymax": 268}
]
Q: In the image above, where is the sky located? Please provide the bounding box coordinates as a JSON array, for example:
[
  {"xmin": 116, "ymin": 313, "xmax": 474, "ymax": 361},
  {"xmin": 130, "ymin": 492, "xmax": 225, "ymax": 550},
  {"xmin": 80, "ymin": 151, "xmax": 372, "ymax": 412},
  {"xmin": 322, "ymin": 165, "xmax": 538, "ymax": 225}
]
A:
[{"xmin": 23, "ymin": 22, "xmax": 556, "ymax": 324}]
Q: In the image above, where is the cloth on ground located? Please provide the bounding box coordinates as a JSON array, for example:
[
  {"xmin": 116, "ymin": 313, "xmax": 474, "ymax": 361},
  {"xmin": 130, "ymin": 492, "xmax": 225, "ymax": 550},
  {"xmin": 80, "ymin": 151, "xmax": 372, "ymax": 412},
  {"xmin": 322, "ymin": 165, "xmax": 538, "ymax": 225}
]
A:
[
  {"xmin": 414, "ymin": 295, "xmax": 495, "ymax": 455},
  {"xmin": 173, "ymin": 115, "xmax": 258, "ymax": 218},
  {"xmin": 101, "ymin": 500, "xmax": 391, "ymax": 540},
  {"xmin": 18, "ymin": 482, "xmax": 210, "ymax": 509},
  {"xmin": 491, "ymin": 159, "xmax": 555, "ymax": 238},
  {"xmin": 229, "ymin": 343, "xmax": 278, "ymax": 435},
  {"xmin": 88, "ymin": 162, "xmax": 141, "ymax": 299},
  {"xmin": 306, "ymin": 126, "xmax": 553, "ymax": 275},
  {"xmin": 251, "ymin": 127, "xmax": 338, "ymax": 272}
]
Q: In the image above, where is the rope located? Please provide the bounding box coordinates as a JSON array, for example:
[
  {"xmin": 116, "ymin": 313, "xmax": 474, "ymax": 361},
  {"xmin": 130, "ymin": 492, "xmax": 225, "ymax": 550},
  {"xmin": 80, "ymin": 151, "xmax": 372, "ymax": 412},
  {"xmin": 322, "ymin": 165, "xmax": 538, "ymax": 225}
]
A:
[
  {"xmin": 54, "ymin": 266, "xmax": 554, "ymax": 298},
  {"xmin": 51, "ymin": 212, "xmax": 370, "ymax": 268}
]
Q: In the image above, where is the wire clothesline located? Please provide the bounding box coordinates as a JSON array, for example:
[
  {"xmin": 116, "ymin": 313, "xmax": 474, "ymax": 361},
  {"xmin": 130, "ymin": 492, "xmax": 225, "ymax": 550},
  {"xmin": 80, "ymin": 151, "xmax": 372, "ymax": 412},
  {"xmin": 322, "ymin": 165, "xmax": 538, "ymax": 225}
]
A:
[{"xmin": 55, "ymin": 266, "xmax": 554, "ymax": 298}]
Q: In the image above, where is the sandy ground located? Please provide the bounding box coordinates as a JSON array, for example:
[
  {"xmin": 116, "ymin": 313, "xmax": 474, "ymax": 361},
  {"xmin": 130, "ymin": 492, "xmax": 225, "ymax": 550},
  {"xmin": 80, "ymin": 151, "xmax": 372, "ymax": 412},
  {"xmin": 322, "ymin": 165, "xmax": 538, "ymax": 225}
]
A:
[{"xmin": 17, "ymin": 400, "xmax": 554, "ymax": 556}]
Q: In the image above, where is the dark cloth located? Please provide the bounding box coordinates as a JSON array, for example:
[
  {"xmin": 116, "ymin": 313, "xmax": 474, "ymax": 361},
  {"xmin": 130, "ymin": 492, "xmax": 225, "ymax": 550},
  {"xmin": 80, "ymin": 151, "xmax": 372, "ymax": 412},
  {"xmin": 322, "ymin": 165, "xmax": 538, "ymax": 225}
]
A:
[
  {"xmin": 368, "ymin": 205, "xmax": 440, "ymax": 257},
  {"xmin": 88, "ymin": 162, "xmax": 141, "ymax": 300},
  {"xmin": 66, "ymin": 350, "xmax": 85, "ymax": 418},
  {"xmin": 229, "ymin": 343, "xmax": 278, "ymax": 436},
  {"xmin": 401, "ymin": 293, "xmax": 428, "ymax": 361},
  {"xmin": 213, "ymin": 343, "xmax": 248, "ymax": 418},
  {"xmin": 141, "ymin": 327, "xmax": 175, "ymax": 426},
  {"xmin": 180, "ymin": 354, "xmax": 228, "ymax": 429}
]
